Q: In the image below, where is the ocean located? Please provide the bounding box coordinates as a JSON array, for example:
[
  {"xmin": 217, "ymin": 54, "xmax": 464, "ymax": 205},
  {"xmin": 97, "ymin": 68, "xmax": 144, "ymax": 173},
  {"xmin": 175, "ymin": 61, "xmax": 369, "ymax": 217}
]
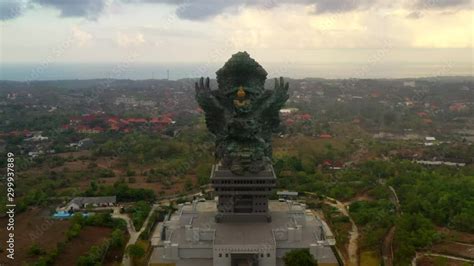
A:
[{"xmin": 0, "ymin": 62, "xmax": 472, "ymax": 81}]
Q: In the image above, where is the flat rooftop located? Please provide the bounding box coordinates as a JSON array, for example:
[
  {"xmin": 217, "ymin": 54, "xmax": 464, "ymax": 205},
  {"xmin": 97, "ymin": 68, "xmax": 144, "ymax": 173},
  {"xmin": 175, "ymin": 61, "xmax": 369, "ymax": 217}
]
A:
[{"xmin": 150, "ymin": 200, "xmax": 338, "ymax": 266}]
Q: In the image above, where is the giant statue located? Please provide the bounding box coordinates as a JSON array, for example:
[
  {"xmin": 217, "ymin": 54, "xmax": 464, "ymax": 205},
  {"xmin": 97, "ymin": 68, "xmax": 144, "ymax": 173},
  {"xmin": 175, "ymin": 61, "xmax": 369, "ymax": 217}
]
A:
[{"xmin": 195, "ymin": 51, "xmax": 289, "ymax": 175}]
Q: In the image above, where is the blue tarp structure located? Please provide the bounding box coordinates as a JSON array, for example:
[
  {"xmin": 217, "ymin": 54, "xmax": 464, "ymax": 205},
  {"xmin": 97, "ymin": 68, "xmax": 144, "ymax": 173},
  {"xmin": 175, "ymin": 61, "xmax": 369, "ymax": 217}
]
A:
[{"xmin": 53, "ymin": 211, "xmax": 91, "ymax": 219}]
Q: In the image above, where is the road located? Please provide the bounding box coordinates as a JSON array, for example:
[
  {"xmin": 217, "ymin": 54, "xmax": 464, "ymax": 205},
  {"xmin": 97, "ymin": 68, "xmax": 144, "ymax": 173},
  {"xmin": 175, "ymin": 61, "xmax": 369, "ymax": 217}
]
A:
[
  {"xmin": 382, "ymin": 185, "xmax": 401, "ymax": 266},
  {"xmin": 382, "ymin": 226, "xmax": 396, "ymax": 266},
  {"xmin": 324, "ymin": 196, "xmax": 359, "ymax": 266},
  {"xmin": 111, "ymin": 204, "xmax": 159, "ymax": 266},
  {"xmin": 304, "ymin": 192, "xmax": 359, "ymax": 266},
  {"xmin": 110, "ymin": 190, "xmax": 209, "ymax": 266}
]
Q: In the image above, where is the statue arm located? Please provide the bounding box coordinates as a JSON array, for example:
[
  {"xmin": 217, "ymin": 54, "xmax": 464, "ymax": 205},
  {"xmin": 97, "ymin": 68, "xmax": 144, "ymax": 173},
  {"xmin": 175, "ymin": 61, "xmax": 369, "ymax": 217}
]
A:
[
  {"xmin": 271, "ymin": 77, "xmax": 289, "ymax": 108},
  {"xmin": 259, "ymin": 77, "xmax": 289, "ymax": 132},
  {"xmin": 195, "ymin": 77, "xmax": 223, "ymax": 109}
]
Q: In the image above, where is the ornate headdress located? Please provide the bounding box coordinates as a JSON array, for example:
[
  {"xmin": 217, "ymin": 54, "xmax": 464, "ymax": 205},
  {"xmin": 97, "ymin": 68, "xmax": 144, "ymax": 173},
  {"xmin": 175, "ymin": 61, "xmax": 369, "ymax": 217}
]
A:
[{"xmin": 216, "ymin": 51, "xmax": 267, "ymax": 95}]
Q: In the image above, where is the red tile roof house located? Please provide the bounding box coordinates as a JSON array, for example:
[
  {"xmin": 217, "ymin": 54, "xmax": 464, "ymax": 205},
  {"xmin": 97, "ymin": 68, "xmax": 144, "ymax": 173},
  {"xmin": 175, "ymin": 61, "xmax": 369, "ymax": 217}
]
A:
[
  {"xmin": 322, "ymin": 160, "xmax": 344, "ymax": 170},
  {"xmin": 449, "ymin": 103, "xmax": 467, "ymax": 112},
  {"xmin": 0, "ymin": 130, "xmax": 33, "ymax": 137},
  {"xmin": 285, "ymin": 118, "xmax": 295, "ymax": 126},
  {"xmin": 107, "ymin": 117, "xmax": 122, "ymax": 131},
  {"xmin": 150, "ymin": 116, "xmax": 173, "ymax": 125},
  {"xmin": 417, "ymin": 112, "xmax": 428, "ymax": 118},
  {"xmin": 297, "ymin": 113, "xmax": 312, "ymax": 121},
  {"xmin": 130, "ymin": 118, "xmax": 148, "ymax": 123},
  {"xmin": 319, "ymin": 134, "xmax": 333, "ymax": 139},
  {"xmin": 76, "ymin": 125, "xmax": 104, "ymax": 134},
  {"xmin": 81, "ymin": 114, "xmax": 98, "ymax": 122}
]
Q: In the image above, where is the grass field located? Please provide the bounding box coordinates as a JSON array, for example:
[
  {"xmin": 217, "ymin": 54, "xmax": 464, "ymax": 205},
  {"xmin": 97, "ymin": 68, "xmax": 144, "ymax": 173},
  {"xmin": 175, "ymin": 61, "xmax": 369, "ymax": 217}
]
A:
[{"xmin": 360, "ymin": 250, "xmax": 381, "ymax": 266}]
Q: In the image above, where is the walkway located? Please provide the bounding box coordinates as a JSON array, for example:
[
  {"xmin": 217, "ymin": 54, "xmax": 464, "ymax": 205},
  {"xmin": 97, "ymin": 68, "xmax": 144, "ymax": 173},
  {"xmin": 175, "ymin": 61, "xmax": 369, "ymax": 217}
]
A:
[
  {"xmin": 325, "ymin": 196, "xmax": 359, "ymax": 266},
  {"xmin": 111, "ymin": 205, "xmax": 159, "ymax": 266}
]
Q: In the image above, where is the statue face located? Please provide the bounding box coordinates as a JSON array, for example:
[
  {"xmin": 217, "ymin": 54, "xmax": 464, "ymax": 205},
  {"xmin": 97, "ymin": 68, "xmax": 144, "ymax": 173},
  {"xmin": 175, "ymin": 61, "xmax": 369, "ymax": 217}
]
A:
[{"xmin": 233, "ymin": 86, "xmax": 251, "ymax": 113}]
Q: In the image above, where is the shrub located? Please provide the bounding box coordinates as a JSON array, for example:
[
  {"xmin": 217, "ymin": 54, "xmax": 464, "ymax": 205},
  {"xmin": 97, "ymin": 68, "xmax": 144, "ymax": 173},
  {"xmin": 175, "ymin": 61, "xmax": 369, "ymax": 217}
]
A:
[{"xmin": 27, "ymin": 243, "xmax": 45, "ymax": 256}]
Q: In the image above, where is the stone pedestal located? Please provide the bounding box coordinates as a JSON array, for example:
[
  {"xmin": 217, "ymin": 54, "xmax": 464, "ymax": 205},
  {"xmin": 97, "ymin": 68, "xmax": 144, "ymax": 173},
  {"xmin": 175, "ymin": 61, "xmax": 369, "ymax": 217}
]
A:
[{"xmin": 211, "ymin": 163, "xmax": 276, "ymax": 223}]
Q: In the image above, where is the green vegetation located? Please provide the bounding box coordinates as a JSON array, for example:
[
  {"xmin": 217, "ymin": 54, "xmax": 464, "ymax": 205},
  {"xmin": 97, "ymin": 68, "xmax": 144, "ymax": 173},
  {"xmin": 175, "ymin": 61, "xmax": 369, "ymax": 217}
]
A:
[
  {"xmin": 394, "ymin": 213, "xmax": 439, "ymax": 265},
  {"xmin": 33, "ymin": 213, "xmax": 127, "ymax": 266},
  {"xmin": 283, "ymin": 249, "xmax": 317, "ymax": 266},
  {"xmin": 349, "ymin": 200, "xmax": 395, "ymax": 250},
  {"xmin": 139, "ymin": 209, "xmax": 168, "ymax": 240},
  {"xmin": 128, "ymin": 201, "xmax": 152, "ymax": 231},
  {"xmin": 110, "ymin": 229, "xmax": 126, "ymax": 248},
  {"xmin": 321, "ymin": 205, "xmax": 350, "ymax": 251},
  {"xmin": 76, "ymin": 242, "xmax": 109, "ymax": 266},
  {"xmin": 27, "ymin": 243, "xmax": 46, "ymax": 257},
  {"xmin": 127, "ymin": 243, "xmax": 146, "ymax": 259},
  {"xmin": 279, "ymin": 153, "xmax": 473, "ymax": 264},
  {"xmin": 94, "ymin": 132, "xmax": 213, "ymax": 170},
  {"xmin": 359, "ymin": 251, "xmax": 380, "ymax": 266},
  {"xmin": 76, "ymin": 227, "xmax": 126, "ymax": 266},
  {"xmin": 389, "ymin": 162, "xmax": 474, "ymax": 233},
  {"xmin": 2, "ymin": 77, "xmax": 472, "ymax": 266},
  {"xmin": 84, "ymin": 180, "xmax": 156, "ymax": 202}
]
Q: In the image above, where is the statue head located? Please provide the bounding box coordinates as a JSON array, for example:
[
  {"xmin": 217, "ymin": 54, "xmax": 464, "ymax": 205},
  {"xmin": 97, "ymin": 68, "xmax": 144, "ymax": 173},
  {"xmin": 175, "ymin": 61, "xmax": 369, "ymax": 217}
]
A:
[
  {"xmin": 216, "ymin": 52, "xmax": 267, "ymax": 115},
  {"xmin": 216, "ymin": 51, "xmax": 267, "ymax": 96}
]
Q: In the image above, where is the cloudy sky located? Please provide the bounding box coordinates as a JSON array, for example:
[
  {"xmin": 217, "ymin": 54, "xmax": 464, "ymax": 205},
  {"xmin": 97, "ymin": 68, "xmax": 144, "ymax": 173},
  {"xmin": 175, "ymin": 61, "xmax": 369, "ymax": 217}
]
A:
[{"xmin": 0, "ymin": 0, "xmax": 472, "ymax": 70}]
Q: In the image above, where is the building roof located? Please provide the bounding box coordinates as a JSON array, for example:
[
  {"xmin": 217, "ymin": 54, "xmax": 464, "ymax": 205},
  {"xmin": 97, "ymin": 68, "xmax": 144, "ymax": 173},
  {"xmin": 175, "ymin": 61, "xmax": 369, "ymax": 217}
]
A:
[
  {"xmin": 153, "ymin": 200, "xmax": 338, "ymax": 265},
  {"xmin": 319, "ymin": 134, "xmax": 332, "ymax": 139},
  {"xmin": 69, "ymin": 196, "xmax": 116, "ymax": 206},
  {"xmin": 277, "ymin": 191, "xmax": 298, "ymax": 196}
]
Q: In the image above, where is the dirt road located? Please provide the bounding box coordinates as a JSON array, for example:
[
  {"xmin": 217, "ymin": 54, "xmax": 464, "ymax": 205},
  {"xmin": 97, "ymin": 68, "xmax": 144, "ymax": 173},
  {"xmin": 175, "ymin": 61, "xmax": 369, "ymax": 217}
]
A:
[
  {"xmin": 325, "ymin": 196, "xmax": 359, "ymax": 266},
  {"xmin": 111, "ymin": 205, "xmax": 159, "ymax": 266},
  {"xmin": 382, "ymin": 185, "xmax": 401, "ymax": 266}
]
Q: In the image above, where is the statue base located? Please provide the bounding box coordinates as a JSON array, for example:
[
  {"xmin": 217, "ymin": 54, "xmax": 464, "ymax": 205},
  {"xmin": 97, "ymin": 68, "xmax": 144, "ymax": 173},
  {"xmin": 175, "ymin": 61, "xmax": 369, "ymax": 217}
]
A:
[{"xmin": 211, "ymin": 163, "xmax": 276, "ymax": 223}]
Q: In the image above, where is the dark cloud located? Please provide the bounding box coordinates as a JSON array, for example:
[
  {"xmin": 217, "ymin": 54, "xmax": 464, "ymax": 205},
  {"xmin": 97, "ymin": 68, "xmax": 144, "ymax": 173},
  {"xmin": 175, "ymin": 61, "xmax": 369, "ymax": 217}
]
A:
[
  {"xmin": 174, "ymin": 1, "xmax": 237, "ymax": 20},
  {"xmin": 136, "ymin": 0, "xmax": 368, "ymax": 20},
  {"xmin": 1, "ymin": 0, "xmax": 472, "ymax": 21},
  {"xmin": 32, "ymin": 0, "xmax": 107, "ymax": 19},
  {"xmin": 311, "ymin": 0, "xmax": 363, "ymax": 14},
  {"xmin": 414, "ymin": 0, "xmax": 472, "ymax": 9},
  {"xmin": 0, "ymin": 1, "xmax": 26, "ymax": 20}
]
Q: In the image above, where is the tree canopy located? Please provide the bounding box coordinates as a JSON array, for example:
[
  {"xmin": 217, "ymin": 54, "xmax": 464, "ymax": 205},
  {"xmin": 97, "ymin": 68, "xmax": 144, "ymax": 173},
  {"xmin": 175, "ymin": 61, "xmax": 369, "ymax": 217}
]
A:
[{"xmin": 283, "ymin": 249, "xmax": 317, "ymax": 266}]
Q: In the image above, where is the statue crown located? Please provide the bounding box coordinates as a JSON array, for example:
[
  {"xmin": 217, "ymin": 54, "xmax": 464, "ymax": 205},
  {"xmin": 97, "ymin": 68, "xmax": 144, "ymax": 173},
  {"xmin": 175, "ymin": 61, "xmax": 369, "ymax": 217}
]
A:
[{"xmin": 216, "ymin": 51, "xmax": 267, "ymax": 94}]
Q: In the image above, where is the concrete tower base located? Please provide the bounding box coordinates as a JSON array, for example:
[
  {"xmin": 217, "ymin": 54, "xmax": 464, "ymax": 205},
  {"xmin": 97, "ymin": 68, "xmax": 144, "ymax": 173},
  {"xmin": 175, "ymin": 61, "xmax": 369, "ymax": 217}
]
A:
[{"xmin": 211, "ymin": 164, "xmax": 276, "ymax": 223}]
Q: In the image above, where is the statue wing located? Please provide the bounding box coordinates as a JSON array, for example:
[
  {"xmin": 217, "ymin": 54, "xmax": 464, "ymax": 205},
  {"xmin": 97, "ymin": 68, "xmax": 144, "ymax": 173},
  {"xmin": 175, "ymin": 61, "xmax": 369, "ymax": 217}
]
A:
[{"xmin": 195, "ymin": 77, "xmax": 226, "ymax": 136}]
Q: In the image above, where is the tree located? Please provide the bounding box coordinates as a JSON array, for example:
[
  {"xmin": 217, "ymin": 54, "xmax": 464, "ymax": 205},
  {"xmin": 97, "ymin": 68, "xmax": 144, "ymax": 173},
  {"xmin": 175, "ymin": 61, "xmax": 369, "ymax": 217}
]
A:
[
  {"xmin": 66, "ymin": 223, "xmax": 82, "ymax": 240},
  {"xmin": 110, "ymin": 229, "xmax": 125, "ymax": 248},
  {"xmin": 184, "ymin": 178, "xmax": 194, "ymax": 191},
  {"xmin": 70, "ymin": 212, "xmax": 85, "ymax": 226},
  {"xmin": 196, "ymin": 164, "xmax": 211, "ymax": 186},
  {"xmin": 127, "ymin": 244, "xmax": 145, "ymax": 259},
  {"xmin": 27, "ymin": 243, "xmax": 45, "ymax": 256},
  {"xmin": 283, "ymin": 249, "xmax": 317, "ymax": 266}
]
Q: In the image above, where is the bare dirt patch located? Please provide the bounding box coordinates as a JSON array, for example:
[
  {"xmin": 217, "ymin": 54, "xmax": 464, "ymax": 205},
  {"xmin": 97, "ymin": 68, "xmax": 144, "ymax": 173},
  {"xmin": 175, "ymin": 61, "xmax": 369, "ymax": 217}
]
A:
[
  {"xmin": 437, "ymin": 227, "xmax": 474, "ymax": 244},
  {"xmin": 0, "ymin": 208, "xmax": 71, "ymax": 266},
  {"xmin": 54, "ymin": 226, "xmax": 112, "ymax": 266},
  {"xmin": 417, "ymin": 255, "xmax": 470, "ymax": 266},
  {"xmin": 97, "ymin": 174, "xmax": 198, "ymax": 196},
  {"xmin": 55, "ymin": 150, "xmax": 92, "ymax": 159},
  {"xmin": 431, "ymin": 242, "xmax": 474, "ymax": 259}
]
